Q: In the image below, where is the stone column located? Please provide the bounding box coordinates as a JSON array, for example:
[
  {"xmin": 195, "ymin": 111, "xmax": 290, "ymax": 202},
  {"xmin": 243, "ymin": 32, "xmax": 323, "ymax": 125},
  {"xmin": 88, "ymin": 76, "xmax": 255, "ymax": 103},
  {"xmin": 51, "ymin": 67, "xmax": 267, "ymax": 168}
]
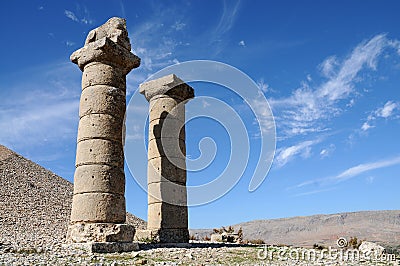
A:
[
  {"xmin": 139, "ymin": 74, "xmax": 194, "ymax": 243},
  {"xmin": 66, "ymin": 17, "xmax": 140, "ymax": 252}
]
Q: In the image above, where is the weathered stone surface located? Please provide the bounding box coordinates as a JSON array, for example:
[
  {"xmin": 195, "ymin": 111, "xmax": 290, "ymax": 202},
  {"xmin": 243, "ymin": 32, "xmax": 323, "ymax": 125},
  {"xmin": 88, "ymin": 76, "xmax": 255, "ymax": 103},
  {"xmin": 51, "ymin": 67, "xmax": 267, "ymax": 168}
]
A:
[
  {"xmin": 70, "ymin": 193, "xmax": 126, "ymax": 223},
  {"xmin": 85, "ymin": 17, "xmax": 132, "ymax": 51},
  {"xmin": 140, "ymin": 74, "xmax": 194, "ymax": 102},
  {"xmin": 358, "ymin": 241, "xmax": 385, "ymax": 256},
  {"xmin": 148, "ymin": 97, "xmax": 185, "ymax": 122},
  {"xmin": 77, "ymin": 113, "xmax": 124, "ymax": 143},
  {"xmin": 66, "ymin": 223, "xmax": 134, "ymax": 243},
  {"xmin": 149, "ymin": 118, "xmax": 185, "ymax": 141},
  {"xmin": 141, "ymin": 74, "xmax": 193, "ymax": 243},
  {"xmin": 148, "ymin": 181, "xmax": 187, "ymax": 205},
  {"xmin": 82, "ymin": 63, "xmax": 126, "ymax": 90},
  {"xmin": 73, "ymin": 165, "xmax": 125, "ymax": 195},
  {"xmin": 68, "ymin": 17, "xmax": 140, "ymax": 246},
  {"xmin": 75, "ymin": 139, "xmax": 124, "ymax": 168},
  {"xmin": 211, "ymin": 233, "xmax": 223, "ymax": 243},
  {"xmin": 64, "ymin": 241, "xmax": 139, "ymax": 253},
  {"xmin": 148, "ymin": 156, "xmax": 186, "ymax": 184},
  {"xmin": 79, "ymin": 85, "xmax": 126, "ymax": 119},
  {"xmin": 147, "ymin": 203, "xmax": 188, "ymax": 229},
  {"xmin": 134, "ymin": 228, "xmax": 189, "ymax": 243},
  {"xmin": 147, "ymin": 138, "xmax": 186, "ymax": 160},
  {"xmin": 71, "ymin": 35, "xmax": 140, "ymax": 73}
]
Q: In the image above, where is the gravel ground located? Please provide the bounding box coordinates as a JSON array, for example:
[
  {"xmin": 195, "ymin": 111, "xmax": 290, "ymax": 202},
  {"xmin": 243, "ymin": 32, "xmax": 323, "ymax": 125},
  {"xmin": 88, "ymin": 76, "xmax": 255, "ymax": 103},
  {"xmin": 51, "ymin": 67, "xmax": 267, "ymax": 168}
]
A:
[{"xmin": 0, "ymin": 242, "xmax": 399, "ymax": 265}]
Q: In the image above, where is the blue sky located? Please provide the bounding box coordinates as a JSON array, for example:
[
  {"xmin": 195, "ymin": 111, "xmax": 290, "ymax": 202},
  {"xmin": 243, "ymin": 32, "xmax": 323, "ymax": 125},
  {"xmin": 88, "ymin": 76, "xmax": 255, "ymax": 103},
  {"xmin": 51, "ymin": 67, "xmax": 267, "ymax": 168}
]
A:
[{"xmin": 1, "ymin": 0, "xmax": 399, "ymax": 229}]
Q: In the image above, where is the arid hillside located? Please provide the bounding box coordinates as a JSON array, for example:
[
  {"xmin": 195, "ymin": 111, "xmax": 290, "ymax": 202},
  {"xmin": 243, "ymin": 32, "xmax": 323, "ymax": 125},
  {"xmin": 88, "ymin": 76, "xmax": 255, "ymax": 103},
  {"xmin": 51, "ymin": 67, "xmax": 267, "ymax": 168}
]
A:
[{"xmin": 0, "ymin": 144, "xmax": 146, "ymax": 249}]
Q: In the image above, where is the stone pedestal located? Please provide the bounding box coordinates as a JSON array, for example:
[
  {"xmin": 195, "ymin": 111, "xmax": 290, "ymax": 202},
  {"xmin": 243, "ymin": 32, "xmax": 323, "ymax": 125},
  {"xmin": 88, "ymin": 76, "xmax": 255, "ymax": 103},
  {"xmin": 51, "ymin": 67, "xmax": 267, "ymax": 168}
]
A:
[
  {"xmin": 66, "ymin": 17, "xmax": 140, "ymax": 252},
  {"xmin": 139, "ymin": 74, "xmax": 194, "ymax": 243}
]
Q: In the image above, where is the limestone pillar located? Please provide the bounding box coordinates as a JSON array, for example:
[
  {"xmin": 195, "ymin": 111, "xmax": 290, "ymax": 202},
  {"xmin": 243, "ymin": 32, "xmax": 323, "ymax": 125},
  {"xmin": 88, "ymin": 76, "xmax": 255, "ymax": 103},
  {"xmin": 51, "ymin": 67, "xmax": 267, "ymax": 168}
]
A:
[
  {"xmin": 140, "ymin": 74, "xmax": 194, "ymax": 243},
  {"xmin": 66, "ymin": 17, "xmax": 140, "ymax": 250}
]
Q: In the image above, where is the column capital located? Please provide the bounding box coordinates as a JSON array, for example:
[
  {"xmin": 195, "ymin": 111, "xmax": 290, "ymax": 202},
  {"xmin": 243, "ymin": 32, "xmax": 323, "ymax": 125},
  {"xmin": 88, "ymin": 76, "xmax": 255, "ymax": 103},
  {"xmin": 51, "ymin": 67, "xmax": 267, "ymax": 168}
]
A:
[
  {"xmin": 139, "ymin": 74, "xmax": 195, "ymax": 102},
  {"xmin": 70, "ymin": 17, "xmax": 140, "ymax": 74}
]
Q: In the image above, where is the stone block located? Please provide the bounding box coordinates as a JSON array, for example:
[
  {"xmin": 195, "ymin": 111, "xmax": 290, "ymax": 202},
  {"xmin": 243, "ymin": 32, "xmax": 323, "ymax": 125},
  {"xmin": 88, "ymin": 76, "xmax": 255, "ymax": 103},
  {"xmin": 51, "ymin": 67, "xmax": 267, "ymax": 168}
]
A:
[
  {"xmin": 66, "ymin": 223, "xmax": 135, "ymax": 243},
  {"xmin": 147, "ymin": 138, "xmax": 186, "ymax": 160},
  {"xmin": 148, "ymin": 156, "xmax": 186, "ymax": 184},
  {"xmin": 82, "ymin": 62, "xmax": 126, "ymax": 90},
  {"xmin": 70, "ymin": 193, "xmax": 126, "ymax": 223},
  {"xmin": 148, "ymin": 181, "xmax": 187, "ymax": 205},
  {"xmin": 148, "ymin": 97, "xmax": 185, "ymax": 122},
  {"xmin": 134, "ymin": 229, "xmax": 189, "ymax": 243},
  {"xmin": 73, "ymin": 165, "xmax": 125, "ymax": 195},
  {"xmin": 148, "ymin": 118, "xmax": 185, "ymax": 141},
  {"xmin": 71, "ymin": 36, "xmax": 140, "ymax": 74},
  {"xmin": 79, "ymin": 85, "xmax": 126, "ymax": 119},
  {"xmin": 147, "ymin": 202, "xmax": 188, "ymax": 229},
  {"xmin": 78, "ymin": 113, "xmax": 124, "ymax": 142},
  {"xmin": 76, "ymin": 139, "xmax": 124, "ymax": 168}
]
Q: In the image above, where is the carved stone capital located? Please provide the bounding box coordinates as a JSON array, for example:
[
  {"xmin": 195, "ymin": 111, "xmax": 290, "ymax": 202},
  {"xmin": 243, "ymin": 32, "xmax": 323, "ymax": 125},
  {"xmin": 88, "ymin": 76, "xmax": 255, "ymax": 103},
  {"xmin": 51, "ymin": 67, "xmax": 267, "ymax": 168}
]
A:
[{"xmin": 140, "ymin": 74, "xmax": 195, "ymax": 102}]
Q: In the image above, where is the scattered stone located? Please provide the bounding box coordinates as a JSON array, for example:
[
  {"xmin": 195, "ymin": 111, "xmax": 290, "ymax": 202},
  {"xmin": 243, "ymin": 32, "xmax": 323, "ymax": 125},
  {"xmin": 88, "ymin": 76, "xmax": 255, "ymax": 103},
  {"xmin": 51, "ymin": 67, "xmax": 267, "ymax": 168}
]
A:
[{"xmin": 358, "ymin": 241, "xmax": 385, "ymax": 256}]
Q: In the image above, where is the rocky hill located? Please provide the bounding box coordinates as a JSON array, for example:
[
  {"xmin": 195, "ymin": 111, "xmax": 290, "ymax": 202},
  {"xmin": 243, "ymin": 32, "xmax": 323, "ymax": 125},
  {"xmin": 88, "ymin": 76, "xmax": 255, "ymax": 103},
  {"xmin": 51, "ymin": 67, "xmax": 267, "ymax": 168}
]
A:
[
  {"xmin": 191, "ymin": 210, "xmax": 400, "ymax": 248},
  {"xmin": 0, "ymin": 144, "xmax": 146, "ymax": 250}
]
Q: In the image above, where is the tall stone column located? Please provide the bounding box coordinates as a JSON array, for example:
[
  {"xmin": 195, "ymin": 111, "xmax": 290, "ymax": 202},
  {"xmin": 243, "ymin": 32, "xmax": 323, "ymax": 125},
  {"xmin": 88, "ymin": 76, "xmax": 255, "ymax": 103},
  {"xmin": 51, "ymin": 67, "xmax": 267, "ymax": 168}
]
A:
[
  {"xmin": 140, "ymin": 74, "xmax": 194, "ymax": 243},
  {"xmin": 66, "ymin": 17, "xmax": 140, "ymax": 252}
]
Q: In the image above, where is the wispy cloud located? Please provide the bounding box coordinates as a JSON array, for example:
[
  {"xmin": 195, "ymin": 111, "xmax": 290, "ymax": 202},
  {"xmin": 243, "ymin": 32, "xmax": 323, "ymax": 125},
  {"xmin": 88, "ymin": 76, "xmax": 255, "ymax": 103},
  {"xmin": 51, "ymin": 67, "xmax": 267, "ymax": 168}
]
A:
[
  {"xmin": 361, "ymin": 100, "xmax": 399, "ymax": 131},
  {"xmin": 334, "ymin": 156, "xmax": 400, "ymax": 181},
  {"xmin": 295, "ymin": 155, "xmax": 400, "ymax": 189},
  {"xmin": 213, "ymin": 0, "xmax": 241, "ymax": 38},
  {"xmin": 0, "ymin": 63, "xmax": 80, "ymax": 150},
  {"xmin": 64, "ymin": 10, "xmax": 79, "ymax": 22},
  {"xmin": 320, "ymin": 144, "xmax": 336, "ymax": 158},
  {"xmin": 275, "ymin": 138, "xmax": 322, "ymax": 167},
  {"xmin": 64, "ymin": 7, "xmax": 93, "ymax": 25},
  {"xmin": 270, "ymin": 34, "xmax": 400, "ymax": 138}
]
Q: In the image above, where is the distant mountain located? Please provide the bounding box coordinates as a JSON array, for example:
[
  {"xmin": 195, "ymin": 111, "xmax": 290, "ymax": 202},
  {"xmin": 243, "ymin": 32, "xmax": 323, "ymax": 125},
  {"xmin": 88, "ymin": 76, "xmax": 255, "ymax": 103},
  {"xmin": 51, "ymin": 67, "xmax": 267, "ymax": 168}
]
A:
[
  {"xmin": 191, "ymin": 210, "xmax": 400, "ymax": 248},
  {"xmin": 0, "ymin": 144, "xmax": 146, "ymax": 248}
]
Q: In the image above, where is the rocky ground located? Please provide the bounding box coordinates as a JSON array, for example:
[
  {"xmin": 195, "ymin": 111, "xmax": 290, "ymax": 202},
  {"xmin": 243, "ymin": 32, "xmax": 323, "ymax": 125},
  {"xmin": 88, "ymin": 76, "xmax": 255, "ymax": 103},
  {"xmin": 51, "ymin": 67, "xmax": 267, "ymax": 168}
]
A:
[{"xmin": 0, "ymin": 242, "xmax": 399, "ymax": 265}]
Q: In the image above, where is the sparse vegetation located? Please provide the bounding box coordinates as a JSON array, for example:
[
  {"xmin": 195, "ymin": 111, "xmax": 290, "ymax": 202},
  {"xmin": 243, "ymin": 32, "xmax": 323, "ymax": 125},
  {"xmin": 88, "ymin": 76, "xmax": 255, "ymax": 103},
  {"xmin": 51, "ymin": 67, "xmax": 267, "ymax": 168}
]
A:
[
  {"xmin": 348, "ymin": 236, "xmax": 362, "ymax": 249},
  {"xmin": 313, "ymin": 243, "xmax": 326, "ymax": 250}
]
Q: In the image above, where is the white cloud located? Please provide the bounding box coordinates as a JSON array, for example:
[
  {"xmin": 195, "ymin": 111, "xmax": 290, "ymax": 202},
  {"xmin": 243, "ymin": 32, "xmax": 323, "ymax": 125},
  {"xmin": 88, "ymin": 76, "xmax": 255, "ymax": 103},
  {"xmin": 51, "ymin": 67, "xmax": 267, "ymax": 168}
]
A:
[
  {"xmin": 257, "ymin": 78, "xmax": 269, "ymax": 93},
  {"xmin": 213, "ymin": 0, "xmax": 241, "ymax": 37},
  {"xmin": 334, "ymin": 156, "xmax": 400, "ymax": 181},
  {"xmin": 275, "ymin": 139, "xmax": 321, "ymax": 167},
  {"xmin": 172, "ymin": 21, "xmax": 186, "ymax": 31},
  {"xmin": 0, "ymin": 63, "xmax": 80, "ymax": 150},
  {"xmin": 64, "ymin": 10, "xmax": 78, "ymax": 22},
  {"xmin": 295, "ymin": 156, "xmax": 400, "ymax": 188},
  {"xmin": 238, "ymin": 40, "xmax": 245, "ymax": 47},
  {"xmin": 270, "ymin": 34, "xmax": 399, "ymax": 138},
  {"xmin": 66, "ymin": 41, "xmax": 75, "ymax": 47},
  {"xmin": 361, "ymin": 100, "xmax": 398, "ymax": 131},
  {"xmin": 320, "ymin": 144, "xmax": 335, "ymax": 158},
  {"xmin": 64, "ymin": 7, "xmax": 93, "ymax": 25},
  {"xmin": 378, "ymin": 101, "xmax": 397, "ymax": 118},
  {"xmin": 361, "ymin": 122, "xmax": 374, "ymax": 131},
  {"xmin": 319, "ymin": 56, "xmax": 338, "ymax": 78}
]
